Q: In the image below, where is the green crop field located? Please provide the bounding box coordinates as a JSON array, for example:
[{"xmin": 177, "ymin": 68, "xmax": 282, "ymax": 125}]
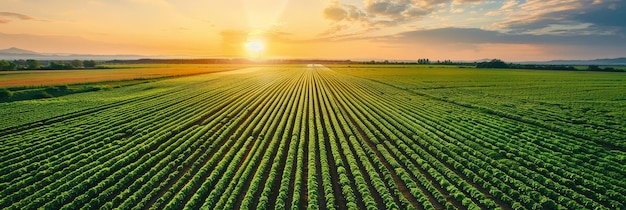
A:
[{"xmin": 1, "ymin": 64, "xmax": 625, "ymax": 209}]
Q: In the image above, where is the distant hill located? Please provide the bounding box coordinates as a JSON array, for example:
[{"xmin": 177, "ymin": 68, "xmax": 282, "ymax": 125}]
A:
[
  {"xmin": 0, "ymin": 47, "xmax": 39, "ymax": 55},
  {"xmin": 2, "ymin": 47, "xmax": 626, "ymax": 65},
  {"xmin": 522, "ymin": 57, "xmax": 626, "ymax": 66},
  {"xmin": 0, "ymin": 47, "xmax": 152, "ymax": 60}
]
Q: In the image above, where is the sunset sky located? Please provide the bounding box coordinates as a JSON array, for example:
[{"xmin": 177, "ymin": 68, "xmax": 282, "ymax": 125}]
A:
[{"xmin": 1, "ymin": 0, "xmax": 625, "ymax": 61}]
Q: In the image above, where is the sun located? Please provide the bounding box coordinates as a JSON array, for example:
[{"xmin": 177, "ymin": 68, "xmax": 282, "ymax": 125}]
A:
[{"xmin": 245, "ymin": 40, "xmax": 265, "ymax": 55}]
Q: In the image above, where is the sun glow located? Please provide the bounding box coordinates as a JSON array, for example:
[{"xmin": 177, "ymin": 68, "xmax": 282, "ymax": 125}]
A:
[{"xmin": 244, "ymin": 40, "xmax": 265, "ymax": 57}]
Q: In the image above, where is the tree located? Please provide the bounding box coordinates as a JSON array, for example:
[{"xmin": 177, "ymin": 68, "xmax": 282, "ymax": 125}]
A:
[
  {"xmin": 26, "ymin": 59, "xmax": 40, "ymax": 69},
  {"xmin": 69, "ymin": 60, "xmax": 83, "ymax": 69},
  {"xmin": 476, "ymin": 59, "xmax": 509, "ymax": 68},
  {"xmin": 0, "ymin": 60, "xmax": 18, "ymax": 70},
  {"xmin": 13, "ymin": 59, "xmax": 27, "ymax": 69},
  {"xmin": 83, "ymin": 60, "xmax": 97, "ymax": 68},
  {"xmin": 587, "ymin": 65, "xmax": 601, "ymax": 71},
  {"xmin": 0, "ymin": 60, "xmax": 11, "ymax": 70},
  {"xmin": 49, "ymin": 61, "xmax": 66, "ymax": 70},
  {"xmin": 7, "ymin": 61, "xmax": 17, "ymax": 70}
]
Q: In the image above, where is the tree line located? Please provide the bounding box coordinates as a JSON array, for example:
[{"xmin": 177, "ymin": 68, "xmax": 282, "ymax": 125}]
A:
[
  {"xmin": 476, "ymin": 59, "xmax": 625, "ymax": 72},
  {"xmin": 0, "ymin": 59, "xmax": 98, "ymax": 71}
]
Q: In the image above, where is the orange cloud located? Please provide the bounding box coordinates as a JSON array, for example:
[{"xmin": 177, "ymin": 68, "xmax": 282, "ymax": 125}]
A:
[{"xmin": 0, "ymin": 12, "xmax": 35, "ymax": 23}]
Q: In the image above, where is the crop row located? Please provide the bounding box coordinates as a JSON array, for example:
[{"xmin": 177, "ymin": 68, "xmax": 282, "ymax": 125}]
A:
[{"xmin": 1, "ymin": 66, "xmax": 623, "ymax": 209}]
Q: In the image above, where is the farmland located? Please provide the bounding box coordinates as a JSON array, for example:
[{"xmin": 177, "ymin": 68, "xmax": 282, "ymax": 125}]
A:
[
  {"xmin": 0, "ymin": 64, "xmax": 247, "ymax": 88},
  {"xmin": 1, "ymin": 64, "xmax": 625, "ymax": 209}
]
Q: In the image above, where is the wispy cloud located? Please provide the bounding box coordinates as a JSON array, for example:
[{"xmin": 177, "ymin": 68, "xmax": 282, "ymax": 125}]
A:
[
  {"xmin": 485, "ymin": 0, "xmax": 519, "ymax": 16},
  {"xmin": 384, "ymin": 27, "xmax": 626, "ymax": 46},
  {"xmin": 0, "ymin": 12, "xmax": 35, "ymax": 23},
  {"xmin": 452, "ymin": 0, "xmax": 484, "ymax": 5}
]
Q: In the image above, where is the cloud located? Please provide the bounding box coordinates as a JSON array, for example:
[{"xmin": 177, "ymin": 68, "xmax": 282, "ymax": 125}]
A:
[
  {"xmin": 452, "ymin": 0, "xmax": 484, "ymax": 4},
  {"xmin": 362, "ymin": 0, "xmax": 440, "ymax": 26},
  {"xmin": 365, "ymin": 1, "xmax": 411, "ymax": 18},
  {"xmin": 324, "ymin": 3, "xmax": 349, "ymax": 21},
  {"xmin": 486, "ymin": 0, "xmax": 518, "ymax": 16},
  {"xmin": 324, "ymin": 0, "xmax": 625, "ymax": 38},
  {"xmin": 306, "ymin": 27, "xmax": 626, "ymax": 61},
  {"xmin": 0, "ymin": 12, "xmax": 35, "ymax": 23},
  {"xmin": 500, "ymin": 0, "xmax": 519, "ymax": 10},
  {"xmin": 322, "ymin": 0, "xmax": 484, "ymax": 34},
  {"xmin": 324, "ymin": 2, "xmax": 368, "ymax": 23},
  {"xmin": 319, "ymin": 24, "xmax": 350, "ymax": 36},
  {"xmin": 368, "ymin": 27, "xmax": 626, "ymax": 60},
  {"xmin": 378, "ymin": 27, "xmax": 626, "ymax": 51},
  {"xmin": 573, "ymin": 1, "xmax": 626, "ymax": 28},
  {"xmin": 490, "ymin": 0, "xmax": 626, "ymax": 35}
]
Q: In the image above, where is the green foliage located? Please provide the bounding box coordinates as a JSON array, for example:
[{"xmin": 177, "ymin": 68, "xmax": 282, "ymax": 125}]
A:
[
  {"xmin": 0, "ymin": 60, "xmax": 17, "ymax": 70},
  {"xmin": 26, "ymin": 59, "xmax": 40, "ymax": 69},
  {"xmin": 0, "ymin": 59, "xmax": 102, "ymax": 70},
  {"xmin": 476, "ymin": 59, "xmax": 509, "ymax": 68},
  {"xmin": 69, "ymin": 60, "xmax": 84, "ymax": 69},
  {"xmin": 588, "ymin": 65, "xmax": 624, "ymax": 72},
  {"xmin": 48, "ymin": 61, "xmax": 67, "ymax": 70},
  {"xmin": 0, "ymin": 88, "xmax": 13, "ymax": 98},
  {"xmin": 84, "ymin": 60, "xmax": 97, "ymax": 68},
  {"xmin": 0, "ymin": 84, "xmax": 113, "ymax": 103},
  {"xmin": 588, "ymin": 65, "xmax": 601, "ymax": 71},
  {"xmin": 33, "ymin": 90, "xmax": 53, "ymax": 99},
  {"xmin": 83, "ymin": 85, "xmax": 113, "ymax": 91},
  {"xmin": 0, "ymin": 65, "xmax": 624, "ymax": 210},
  {"xmin": 476, "ymin": 59, "xmax": 588, "ymax": 71}
]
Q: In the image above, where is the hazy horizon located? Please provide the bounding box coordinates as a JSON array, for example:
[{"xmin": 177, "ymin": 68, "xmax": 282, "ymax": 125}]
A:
[{"xmin": 1, "ymin": 0, "xmax": 625, "ymax": 62}]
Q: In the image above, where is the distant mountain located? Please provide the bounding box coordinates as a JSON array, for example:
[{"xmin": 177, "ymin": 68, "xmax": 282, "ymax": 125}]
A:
[
  {"xmin": 3, "ymin": 47, "xmax": 626, "ymax": 65},
  {"xmin": 0, "ymin": 47, "xmax": 39, "ymax": 55},
  {"xmin": 0, "ymin": 47, "xmax": 157, "ymax": 60},
  {"xmin": 522, "ymin": 57, "xmax": 626, "ymax": 65}
]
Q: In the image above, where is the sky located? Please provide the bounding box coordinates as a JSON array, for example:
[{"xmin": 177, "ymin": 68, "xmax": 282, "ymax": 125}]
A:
[{"xmin": 1, "ymin": 0, "xmax": 625, "ymax": 61}]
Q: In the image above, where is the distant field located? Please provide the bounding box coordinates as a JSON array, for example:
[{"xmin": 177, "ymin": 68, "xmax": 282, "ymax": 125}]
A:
[
  {"xmin": 331, "ymin": 64, "xmax": 626, "ymax": 148},
  {"xmin": 0, "ymin": 64, "xmax": 249, "ymax": 88},
  {"xmin": 1, "ymin": 64, "xmax": 624, "ymax": 209}
]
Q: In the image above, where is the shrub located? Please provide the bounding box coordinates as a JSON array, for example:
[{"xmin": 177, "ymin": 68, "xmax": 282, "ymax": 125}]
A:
[
  {"xmin": 0, "ymin": 88, "xmax": 13, "ymax": 99},
  {"xmin": 33, "ymin": 90, "xmax": 53, "ymax": 99},
  {"xmin": 57, "ymin": 85, "xmax": 69, "ymax": 91}
]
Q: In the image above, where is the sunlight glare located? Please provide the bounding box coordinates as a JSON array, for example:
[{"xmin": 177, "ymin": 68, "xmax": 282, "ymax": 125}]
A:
[{"xmin": 245, "ymin": 40, "xmax": 265, "ymax": 57}]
